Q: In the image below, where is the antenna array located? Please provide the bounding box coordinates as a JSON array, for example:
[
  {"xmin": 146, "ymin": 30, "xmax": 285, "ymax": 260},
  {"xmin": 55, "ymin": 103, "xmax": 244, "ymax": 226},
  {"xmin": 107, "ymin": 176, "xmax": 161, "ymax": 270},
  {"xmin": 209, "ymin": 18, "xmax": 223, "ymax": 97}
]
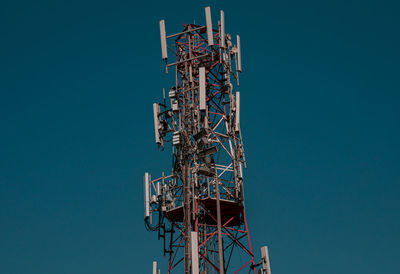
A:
[{"xmin": 143, "ymin": 7, "xmax": 271, "ymax": 274}]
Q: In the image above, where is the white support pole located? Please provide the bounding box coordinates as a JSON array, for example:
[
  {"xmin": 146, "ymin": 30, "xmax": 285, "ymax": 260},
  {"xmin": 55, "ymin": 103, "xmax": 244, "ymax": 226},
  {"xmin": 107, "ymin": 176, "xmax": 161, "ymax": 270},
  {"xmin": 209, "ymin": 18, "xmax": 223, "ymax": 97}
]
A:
[{"xmin": 205, "ymin": 7, "xmax": 214, "ymax": 46}]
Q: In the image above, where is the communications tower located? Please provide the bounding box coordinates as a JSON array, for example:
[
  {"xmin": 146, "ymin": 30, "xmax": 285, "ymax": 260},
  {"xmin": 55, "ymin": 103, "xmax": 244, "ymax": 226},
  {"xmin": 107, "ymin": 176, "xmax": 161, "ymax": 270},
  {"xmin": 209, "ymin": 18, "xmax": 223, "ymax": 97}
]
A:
[{"xmin": 143, "ymin": 7, "xmax": 271, "ymax": 274}]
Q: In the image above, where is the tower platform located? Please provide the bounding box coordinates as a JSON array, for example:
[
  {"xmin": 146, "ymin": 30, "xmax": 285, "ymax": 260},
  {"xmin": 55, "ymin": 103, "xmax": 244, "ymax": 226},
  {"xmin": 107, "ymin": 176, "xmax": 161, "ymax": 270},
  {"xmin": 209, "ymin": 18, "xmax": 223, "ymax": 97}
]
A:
[{"xmin": 164, "ymin": 197, "xmax": 243, "ymax": 227}]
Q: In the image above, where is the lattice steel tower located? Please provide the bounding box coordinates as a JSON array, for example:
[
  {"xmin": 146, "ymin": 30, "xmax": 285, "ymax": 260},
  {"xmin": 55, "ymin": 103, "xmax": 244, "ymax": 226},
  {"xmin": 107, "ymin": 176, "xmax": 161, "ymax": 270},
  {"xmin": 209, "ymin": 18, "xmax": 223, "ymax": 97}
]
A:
[{"xmin": 143, "ymin": 7, "xmax": 271, "ymax": 274}]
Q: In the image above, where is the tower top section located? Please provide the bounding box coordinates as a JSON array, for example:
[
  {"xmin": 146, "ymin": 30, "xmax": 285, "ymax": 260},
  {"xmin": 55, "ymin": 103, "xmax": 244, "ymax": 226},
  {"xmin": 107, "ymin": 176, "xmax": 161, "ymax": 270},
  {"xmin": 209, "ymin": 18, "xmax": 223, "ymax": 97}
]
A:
[{"xmin": 158, "ymin": 6, "xmax": 242, "ymax": 77}]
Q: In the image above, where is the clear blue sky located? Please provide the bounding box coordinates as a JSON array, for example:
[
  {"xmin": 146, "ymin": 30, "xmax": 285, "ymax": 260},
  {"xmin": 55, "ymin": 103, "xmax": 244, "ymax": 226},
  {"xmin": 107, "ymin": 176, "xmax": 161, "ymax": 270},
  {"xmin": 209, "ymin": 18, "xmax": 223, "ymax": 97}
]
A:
[{"xmin": 1, "ymin": 0, "xmax": 399, "ymax": 273}]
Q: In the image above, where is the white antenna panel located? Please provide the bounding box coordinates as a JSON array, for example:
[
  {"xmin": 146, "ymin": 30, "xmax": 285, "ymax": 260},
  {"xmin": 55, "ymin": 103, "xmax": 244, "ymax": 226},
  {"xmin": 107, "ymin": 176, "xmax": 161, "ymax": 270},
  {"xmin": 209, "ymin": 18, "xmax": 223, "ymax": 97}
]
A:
[
  {"xmin": 156, "ymin": 182, "xmax": 161, "ymax": 197},
  {"xmin": 220, "ymin": 10, "xmax": 225, "ymax": 48},
  {"xmin": 261, "ymin": 246, "xmax": 271, "ymax": 274},
  {"xmin": 191, "ymin": 231, "xmax": 199, "ymax": 274},
  {"xmin": 235, "ymin": 91, "xmax": 240, "ymax": 132},
  {"xmin": 144, "ymin": 172, "xmax": 151, "ymax": 218},
  {"xmin": 153, "ymin": 103, "xmax": 161, "ymax": 144},
  {"xmin": 239, "ymin": 162, "xmax": 243, "ymax": 179},
  {"xmin": 159, "ymin": 20, "xmax": 168, "ymax": 59},
  {"xmin": 237, "ymin": 34, "xmax": 242, "ymax": 72},
  {"xmin": 205, "ymin": 7, "xmax": 214, "ymax": 46},
  {"xmin": 152, "ymin": 261, "xmax": 157, "ymax": 274},
  {"xmin": 199, "ymin": 67, "xmax": 206, "ymax": 110}
]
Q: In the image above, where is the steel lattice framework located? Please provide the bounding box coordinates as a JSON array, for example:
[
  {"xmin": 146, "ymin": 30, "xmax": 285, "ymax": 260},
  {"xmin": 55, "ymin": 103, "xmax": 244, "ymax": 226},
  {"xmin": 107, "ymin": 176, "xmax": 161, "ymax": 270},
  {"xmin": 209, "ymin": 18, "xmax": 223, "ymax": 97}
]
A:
[{"xmin": 143, "ymin": 7, "xmax": 271, "ymax": 274}]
